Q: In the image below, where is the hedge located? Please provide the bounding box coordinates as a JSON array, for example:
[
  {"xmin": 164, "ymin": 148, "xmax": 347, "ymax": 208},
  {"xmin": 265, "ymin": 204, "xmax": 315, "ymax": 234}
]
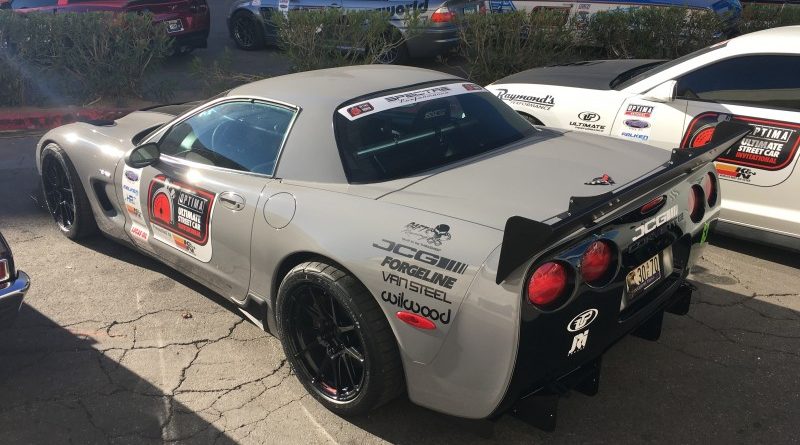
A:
[{"xmin": 0, "ymin": 11, "xmax": 171, "ymax": 107}]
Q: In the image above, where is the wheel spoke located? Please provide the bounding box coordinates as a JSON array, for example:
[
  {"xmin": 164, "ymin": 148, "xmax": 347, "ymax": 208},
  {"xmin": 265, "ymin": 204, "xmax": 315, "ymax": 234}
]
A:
[
  {"xmin": 341, "ymin": 354, "xmax": 356, "ymax": 388},
  {"xmin": 293, "ymin": 338, "xmax": 323, "ymax": 359},
  {"xmin": 343, "ymin": 346, "xmax": 364, "ymax": 363},
  {"xmin": 336, "ymin": 324, "xmax": 355, "ymax": 335},
  {"xmin": 332, "ymin": 354, "xmax": 341, "ymax": 398}
]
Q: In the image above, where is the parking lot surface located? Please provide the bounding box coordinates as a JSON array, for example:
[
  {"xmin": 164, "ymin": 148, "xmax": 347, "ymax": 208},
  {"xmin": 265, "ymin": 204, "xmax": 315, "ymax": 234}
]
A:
[{"xmin": 1, "ymin": 133, "xmax": 798, "ymax": 444}]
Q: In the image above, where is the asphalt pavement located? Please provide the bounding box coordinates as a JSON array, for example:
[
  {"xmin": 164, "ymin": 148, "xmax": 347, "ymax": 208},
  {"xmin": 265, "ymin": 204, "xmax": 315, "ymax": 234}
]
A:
[{"xmin": 1, "ymin": 133, "xmax": 798, "ymax": 444}]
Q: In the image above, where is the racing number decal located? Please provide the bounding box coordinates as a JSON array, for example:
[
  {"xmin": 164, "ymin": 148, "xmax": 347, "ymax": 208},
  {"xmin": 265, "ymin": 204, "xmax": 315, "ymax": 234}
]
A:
[
  {"xmin": 147, "ymin": 175, "xmax": 216, "ymax": 262},
  {"xmin": 682, "ymin": 112, "xmax": 800, "ymax": 187}
]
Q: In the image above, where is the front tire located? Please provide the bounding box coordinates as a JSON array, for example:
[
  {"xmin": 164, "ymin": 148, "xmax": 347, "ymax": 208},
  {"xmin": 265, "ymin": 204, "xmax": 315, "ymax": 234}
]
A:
[
  {"xmin": 231, "ymin": 11, "xmax": 265, "ymax": 50},
  {"xmin": 276, "ymin": 261, "xmax": 404, "ymax": 416},
  {"xmin": 40, "ymin": 144, "xmax": 97, "ymax": 239}
]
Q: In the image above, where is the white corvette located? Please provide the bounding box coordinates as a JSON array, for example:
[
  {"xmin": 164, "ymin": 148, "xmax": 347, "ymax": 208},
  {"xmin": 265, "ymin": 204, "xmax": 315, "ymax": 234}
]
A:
[{"xmin": 487, "ymin": 26, "xmax": 800, "ymax": 249}]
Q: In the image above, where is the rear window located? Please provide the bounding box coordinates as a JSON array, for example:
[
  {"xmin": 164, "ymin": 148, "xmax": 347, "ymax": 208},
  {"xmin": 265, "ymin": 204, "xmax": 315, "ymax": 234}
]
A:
[{"xmin": 334, "ymin": 82, "xmax": 536, "ymax": 183}]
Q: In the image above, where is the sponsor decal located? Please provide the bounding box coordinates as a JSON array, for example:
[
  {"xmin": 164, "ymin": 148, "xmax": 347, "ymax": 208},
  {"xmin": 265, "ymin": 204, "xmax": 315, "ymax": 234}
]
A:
[
  {"xmin": 569, "ymin": 121, "xmax": 606, "ymax": 133},
  {"xmin": 568, "ymin": 330, "xmax": 589, "ymax": 355},
  {"xmin": 578, "ymin": 111, "xmax": 600, "ymax": 122},
  {"xmin": 567, "ymin": 309, "xmax": 598, "ymax": 332},
  {"xmin": 381, "ymin": 256, "xmax": 457, "ymax": 289},
  {"xmin": 374, "ymin": 0, "xmax": 428, "ymax": 16},
  {"xmin": 338, "ymin": 82, "xmax": 483, "ymax": 121},
  {"xmin": 382, "ymin": 271, "xmax": 451, "ymax": 304},
  {"xmin": 681, "ymin": 113, "xmax": 800, "ymax": 187},
  {"xmin": 122, "ymin": 166, "xmax": 145, "ymax": 224},
  {"xmin": 621, "ymin": 131, "xmax": 649, "ymax": 142},
  {"xmin": 585, "ymin": 173, "xmax": 615, "ymax": 185},
  {"xmin": 401, "ymin": 222, "xmax": 452, "ymax": 247},
  {"xmin": 148, "ymin": 175, "xmax": 215, "ymax": 262},
  {"xmin": 129, "ymin": 222, "xmax": 149, "ymax": 243},
  {"xmin": 495, "ymin": 89, "xmax": 555, "ymax": 110},
  {"xmin": 632, "ymin": 205, "xmax": 679, "ymax": 242},
  {"xmin": 624, "ymin": 104, "xmax": 654, "ymax": 118},
  {"xmin": 381, "ymin": 290, "xmax": 450, "ymax": 324},
  {"xmin": 624, "ymin": 119, "xmax": 650, "ymax": 129},
  {"xmin": 373, "ymin": 239, "xmax": 468, "ymax": 274}
]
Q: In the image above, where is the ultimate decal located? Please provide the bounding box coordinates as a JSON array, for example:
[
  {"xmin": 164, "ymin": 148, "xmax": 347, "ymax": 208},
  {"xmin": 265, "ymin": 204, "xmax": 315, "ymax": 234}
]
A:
[
  {"xmin": 148, "ymin": 175, "xmax": 216, "ymax": 262},
  {"xmin": 682, "ymin": 113, "xmax": 800, "ymax": 187}
]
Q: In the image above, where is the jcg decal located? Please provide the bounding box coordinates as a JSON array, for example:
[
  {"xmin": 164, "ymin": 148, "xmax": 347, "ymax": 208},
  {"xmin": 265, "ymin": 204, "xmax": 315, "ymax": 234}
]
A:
[
  {"xmin": 147, "ymin": 175, "xmax": 215, "ymax": 262},
  {"xmin": 682, "ymin": 113, "xmax": 800, "ymax": 187}
]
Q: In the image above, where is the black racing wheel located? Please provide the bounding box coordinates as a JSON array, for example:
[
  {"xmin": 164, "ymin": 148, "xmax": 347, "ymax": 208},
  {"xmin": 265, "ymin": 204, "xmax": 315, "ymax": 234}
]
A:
[
  {"xmin": 276, "ymin": 261, "xmax": 404, "ymax": 416},
  {"xmin": 40, "ymin": 143, "xmax": 97, "ymax": 239},
  {"xmin": 231, "ymin": 11, "xmax": 266, "ymax": 50}
]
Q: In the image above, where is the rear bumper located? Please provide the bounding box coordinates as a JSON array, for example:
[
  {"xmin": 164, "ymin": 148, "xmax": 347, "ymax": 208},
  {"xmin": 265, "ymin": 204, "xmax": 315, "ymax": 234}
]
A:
[
  {"xmin": 406, "ymin": 25, "xmax": 460, "ymax": 58},
  {"xmin": 0, "ymin": 270, "xmax": 29, "ymax": 327}
]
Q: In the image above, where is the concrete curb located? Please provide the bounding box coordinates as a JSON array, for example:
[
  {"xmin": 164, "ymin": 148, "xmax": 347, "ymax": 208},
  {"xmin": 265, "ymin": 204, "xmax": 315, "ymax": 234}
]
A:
[{"xmin": 0, "ymin": 108, "xmax": 133, "ymax": 133}]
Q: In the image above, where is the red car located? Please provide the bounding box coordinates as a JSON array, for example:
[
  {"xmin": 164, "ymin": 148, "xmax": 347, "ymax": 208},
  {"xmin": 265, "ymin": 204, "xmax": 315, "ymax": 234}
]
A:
[{"xmin": 1, "ymin": 0, "xmax": 210, "ymax": 53}]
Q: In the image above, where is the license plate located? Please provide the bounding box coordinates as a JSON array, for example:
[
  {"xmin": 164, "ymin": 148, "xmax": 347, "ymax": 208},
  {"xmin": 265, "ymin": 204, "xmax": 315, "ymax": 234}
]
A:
[
  {"xmin": 464, "ymin": 5, "xmax": 477, "ymax": 13},
  {"xmin": 626, "ymin": 254, "xmax": 662, "ymax": 298},
  {"xmin": 166, "ymin": 19, "xmax": 184, "ymax": 33}
]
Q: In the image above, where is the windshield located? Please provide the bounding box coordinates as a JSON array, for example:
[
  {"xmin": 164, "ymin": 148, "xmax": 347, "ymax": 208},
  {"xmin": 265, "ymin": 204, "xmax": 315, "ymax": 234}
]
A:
[
  {"xmin": 613, "ymin": 41, "xmax": 729, "ymax": 91},
  {"xmin": 334, "ymin": 82, "xmax": 536, "ymax": 183}
]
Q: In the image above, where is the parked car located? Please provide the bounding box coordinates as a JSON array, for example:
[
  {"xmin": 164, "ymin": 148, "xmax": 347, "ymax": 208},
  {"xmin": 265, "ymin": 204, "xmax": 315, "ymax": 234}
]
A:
[
  {"xmin": 487, "ymin": 26, "xmax": 800, "ymax": 250},
  {"xmin": 35, "ymin": 64, "xmax": 746, "ymax": 426},
  {"xmin": 226, "ymin": 0, "xmax": 481, "ymax": 63},
  {"xmin": 0, "ymin": 0, "xmax": 210, "ymax": 54},
  {"xmin": 484, "ymin": 0, "xmax": 742, "ymax": 25},
  {"xmin": 0, "ymin": 231, "xmax": 30, "ymax": 327}
]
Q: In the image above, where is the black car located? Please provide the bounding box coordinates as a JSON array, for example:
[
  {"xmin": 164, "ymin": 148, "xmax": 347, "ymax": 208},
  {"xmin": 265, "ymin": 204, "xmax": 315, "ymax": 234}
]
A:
[{"xmin": 0, "ymin": 231, "xmax": 29, "ymax": 327}]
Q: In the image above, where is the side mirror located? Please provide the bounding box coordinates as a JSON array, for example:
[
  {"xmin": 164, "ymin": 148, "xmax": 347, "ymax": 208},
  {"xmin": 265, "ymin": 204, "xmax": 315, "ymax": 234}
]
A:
[
  {"xmin": 125, "ymin": 143, "xmax": 160, "ymax": 168},
  {"xmin": 641, "ymin": 80, "xmax": 677, "ymax": 103}
]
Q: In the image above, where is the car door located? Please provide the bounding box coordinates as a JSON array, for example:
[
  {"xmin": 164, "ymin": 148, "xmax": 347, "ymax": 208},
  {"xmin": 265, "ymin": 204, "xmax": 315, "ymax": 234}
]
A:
[
  {"xmin": 672, "ymin": 54, "xmax": 800, "ymax": 238},
  {"xmin": 119, "ymin": 99, "xmax": 298, "ymax": 302},
  {"xmin": 610, "ymin": 93, "xmax": 690, "ymax": 150}
]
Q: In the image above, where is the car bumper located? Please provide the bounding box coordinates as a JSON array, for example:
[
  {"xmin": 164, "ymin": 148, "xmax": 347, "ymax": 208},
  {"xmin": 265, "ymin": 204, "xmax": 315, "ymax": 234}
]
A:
[
  {"xmin": 0, "ymin": 270, "xmax": 30, "ymax": 327},
  {"xmin": 406, "ymin": 26, "xmax": 460, "ymax": 58}
]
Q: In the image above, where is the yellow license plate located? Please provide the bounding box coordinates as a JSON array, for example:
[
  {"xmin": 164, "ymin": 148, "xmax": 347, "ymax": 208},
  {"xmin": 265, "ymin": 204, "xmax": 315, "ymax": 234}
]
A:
[{"xmin": 626, "ymin": 254, "xmax": 662, "ymax": 298}]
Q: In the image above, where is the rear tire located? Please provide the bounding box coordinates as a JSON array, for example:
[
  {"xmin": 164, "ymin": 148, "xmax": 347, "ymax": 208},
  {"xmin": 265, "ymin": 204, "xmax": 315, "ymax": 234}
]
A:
[
  {"xmin": 231, "ymin": 11, "xmax": 266, "ymax": 50},
  {"xmin": 40, "ymin": 144, "xmax": 97, "ymax": 240},
  {"xmin": 276, "ymin": 261, "xmax": 404, "ymax": 416}
]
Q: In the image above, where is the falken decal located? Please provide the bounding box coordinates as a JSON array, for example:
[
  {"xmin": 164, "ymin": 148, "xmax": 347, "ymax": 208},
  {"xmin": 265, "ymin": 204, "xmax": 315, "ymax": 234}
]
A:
[
  {"xmin": 681, "ymin": 113, "xmax": 800, "ymax": 187},
  {"xmin": 338, "ymin": 82, "xmax": 484, "ymax": 121},
  {"xmin": 122, "ymin": 166, "xmax": 145, "ymax": 225},
  {"xmin": 148, "ymin": 175, "xmax": 216, "ymax": 262}
]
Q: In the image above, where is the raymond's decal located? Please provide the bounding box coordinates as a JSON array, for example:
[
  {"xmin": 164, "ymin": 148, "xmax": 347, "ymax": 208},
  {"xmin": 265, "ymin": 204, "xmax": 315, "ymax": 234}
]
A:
[
  {"xmin": 682, "ymin": 113, "xmax": 800, "ymax": 187},
  {"xmin": 148, "ymin": 175, "xmax": 215, "ymax": 262},
  {"xmin": 122, "ymin": 166, "xmax": 145, "ymax": 224},
  {"xmin": 495, "ymin": 89, "xmax": 555, "ymax": 111}
]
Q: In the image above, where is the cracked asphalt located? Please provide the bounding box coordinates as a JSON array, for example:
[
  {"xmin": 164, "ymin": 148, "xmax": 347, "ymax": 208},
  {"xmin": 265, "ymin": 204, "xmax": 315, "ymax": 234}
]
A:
[{"xmin": 1, "ymin": 134, "xmax": 798, "ymax": 444}]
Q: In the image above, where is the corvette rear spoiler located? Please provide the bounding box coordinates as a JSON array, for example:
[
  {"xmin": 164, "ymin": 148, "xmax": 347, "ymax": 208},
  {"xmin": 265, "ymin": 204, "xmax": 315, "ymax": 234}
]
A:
[{"xmin": 495, "ymin": 122, "xmax": 750, "ymax": 284}]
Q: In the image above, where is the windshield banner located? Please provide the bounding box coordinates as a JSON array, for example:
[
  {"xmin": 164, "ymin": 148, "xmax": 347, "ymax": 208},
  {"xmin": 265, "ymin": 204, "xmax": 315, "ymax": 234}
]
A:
[{"xmin": 337, "ymin": 83, "xmax": 486, "ymax": 121}]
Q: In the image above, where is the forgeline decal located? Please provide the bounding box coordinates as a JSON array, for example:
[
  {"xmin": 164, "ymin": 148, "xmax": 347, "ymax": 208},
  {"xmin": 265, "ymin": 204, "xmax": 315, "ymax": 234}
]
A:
[
  {"xmin": 381, "ymin": 290, "xmax": 451, "ymax": 325},
  {"xmin": 495, "ymin": 89, "xmax": 555, "ymax": 111},
  {"xmin": 338, "ymin": 82, "xmax": 485, "ymax": 121},
  {"xmin": 569, "ymin": 112, "xmax": 606, "ymax": 133},
  {"xmin": 380, "ymin": 256, "xmax": 457, "ymax": 290},
  {"xmin": 632, "ymin": 205, "xmax": 679, "ymax": 242},
  {"xmin": 401, "ymin": 222, "xmax": 452, "ymax": 248},
  {"xmin": 567, "ymin": 308, "xmax": 598, "ymax": 356},
  {"xmin": 681, "ymin": 112, "xmax": 800, "ymax": 187},
  {"xmin": 148, "ymin": 175, "xmax": 216, "ymax": 262},
  {"xmin": 122, "ymin": 166, "xmax": 145, "ymax": 225}
]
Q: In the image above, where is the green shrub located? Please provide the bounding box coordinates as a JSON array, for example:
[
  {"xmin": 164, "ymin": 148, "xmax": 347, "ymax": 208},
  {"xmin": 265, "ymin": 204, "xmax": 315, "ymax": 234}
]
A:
[
  {"xmin": 272, "ymin": 9, "xmax": 421, "ymax": 72},
  {"xmin": 0, "ymin": 11, "xmax": 171, "ymax": 107},
  {"xmin": 738, "ymin": 4, "xmax": 800, "ymax": 35},
  {"xmin": 457, "ymin": 10, "xmax": 579, "ymax": 85},
  {"xmin": 585, "ymin": 7, "xmax": 726, "ymax": 59}
]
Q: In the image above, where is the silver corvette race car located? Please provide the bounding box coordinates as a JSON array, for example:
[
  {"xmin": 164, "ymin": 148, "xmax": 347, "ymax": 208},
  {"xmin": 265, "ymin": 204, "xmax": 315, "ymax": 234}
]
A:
[{"xmin": 36, "ymin": 65, "xmax": 746, "ymax": 427}]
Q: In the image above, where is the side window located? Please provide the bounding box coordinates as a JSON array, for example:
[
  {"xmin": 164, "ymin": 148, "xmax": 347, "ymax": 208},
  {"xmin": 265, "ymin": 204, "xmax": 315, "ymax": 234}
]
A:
[
  {"xmin": 11, "ymin": 0, "xmax": 58, "ymax": 8},
  {"xmin": 159, "ymin": 101, "xmax": 294, "ymax": 175},
  {"xmin": 676, "ymin": 55, "xmax": 800, "ymax": 111}
]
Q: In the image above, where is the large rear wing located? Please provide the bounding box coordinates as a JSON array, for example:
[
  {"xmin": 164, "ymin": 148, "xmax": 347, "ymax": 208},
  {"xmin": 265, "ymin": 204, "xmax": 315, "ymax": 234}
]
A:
[{"xmin": 495, "ymin": 122, "xmax": 750, "ymax": 284}]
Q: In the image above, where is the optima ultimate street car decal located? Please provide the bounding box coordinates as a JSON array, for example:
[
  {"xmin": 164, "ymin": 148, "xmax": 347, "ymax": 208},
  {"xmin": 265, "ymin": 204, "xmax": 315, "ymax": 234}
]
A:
[
  {"xmin": 147, "ymin": 175, "xmax": 216, "ymax": 262},
  {"xmin": 338, "ymin": 83, "xmax": 485, "ymax": 121},
  {"xmin": 682, "ymin": 113, "xmax": 800, "ymax": 187}
]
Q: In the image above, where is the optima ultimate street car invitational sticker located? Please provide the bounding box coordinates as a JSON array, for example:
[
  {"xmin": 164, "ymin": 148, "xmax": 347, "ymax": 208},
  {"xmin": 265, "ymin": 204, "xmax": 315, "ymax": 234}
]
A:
[
  {"xmin": 338, "ymin": 83, "xmax": 486, "ymax": 121},
  {"xmin": 148, "ymin": 175, "xmax": 216, "ymax": 262},
  {"xmin": 682, "ymin": 112, "xmax": 800, "ymax": 187}
]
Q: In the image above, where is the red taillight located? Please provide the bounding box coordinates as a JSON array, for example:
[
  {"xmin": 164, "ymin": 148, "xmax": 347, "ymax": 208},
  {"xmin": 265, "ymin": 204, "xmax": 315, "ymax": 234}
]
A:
[
  {"xmin": 688, "ymin": 185, "xmax": 705, "ymax": 223},
  {"xmin": 527, "ymin": 262, "xmax": 570, "ymax": 307},
  {"xmin": 396, "ymin": 311, "xmax": 436, "ymax": 330},
  {"xmin": 431, "ymin": 7, "xmax": 455, "ymax": 22},
  {"xmin": 580, "ymin": 240, "xmax": 615, "ymax": 284},
  {"xmin": 702, "ymin": 172, "xmax": 718, "ymax": 207},
  {"xmin": 0, "ymin": 259, "xmax": 8, "ymax": 284}
]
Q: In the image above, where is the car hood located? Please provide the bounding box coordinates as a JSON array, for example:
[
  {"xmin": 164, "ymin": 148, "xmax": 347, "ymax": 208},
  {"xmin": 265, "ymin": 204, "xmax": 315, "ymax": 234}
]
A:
[{"xmin": 378, "ymin": 130, "xmax": 670, "ymax": 230}]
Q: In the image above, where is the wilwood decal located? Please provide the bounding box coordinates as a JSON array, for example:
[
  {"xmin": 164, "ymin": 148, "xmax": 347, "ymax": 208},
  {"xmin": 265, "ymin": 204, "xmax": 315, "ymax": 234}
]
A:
[
  {"xmin": 148, "ymin": 175, "xmax": 216, "ymax": 262},
  {"xmin": 682, "ymin": 113, "xmax": 800, "ymax": 187}
]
